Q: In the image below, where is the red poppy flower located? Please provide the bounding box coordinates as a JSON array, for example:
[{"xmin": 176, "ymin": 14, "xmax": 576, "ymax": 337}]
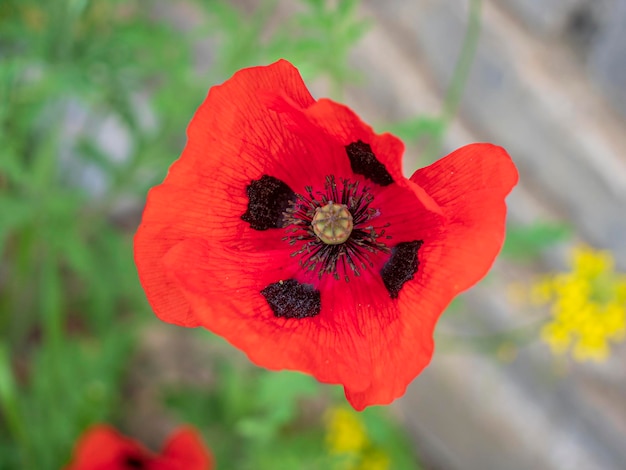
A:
[
  {"xmin": 134, "ymin": 60, "xmax": 518, "ymax": 410},
  {"xmin": 65, "ymin": 425, "xmax": 213, "ymax": 470}
]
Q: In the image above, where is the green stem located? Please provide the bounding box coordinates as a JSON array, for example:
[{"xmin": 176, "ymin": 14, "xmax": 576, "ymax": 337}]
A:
[
  {"xmin": 442, "ymin": 0, "xmax": 482, "ymax": 122},
  {"xmin": 0, "ymin": 344, "xmax": 31, "ymax": 467},
  {"xmin": 41, "ymin": 252, "xmax": 63, "ymax": 353},
  {"xmin": 424, "ymin": 0, "xmax": 482, "ymax": 161}
]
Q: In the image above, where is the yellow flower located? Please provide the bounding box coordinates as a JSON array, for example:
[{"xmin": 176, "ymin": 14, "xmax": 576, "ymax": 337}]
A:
[
  {"xmin": 355, "ymin": 449, "xmax": 390, "ymax": 470},
  {"xmin": 325, "ymin": 407, "xmax": 368, "ymax": 455},
  {"xmin": 533, "ymin": 245, "xmax": 626, "ymax": 361},
  {"xmin": 529, "ymin": 277, "xmax": 553, "ymax": 306},
  {"xmin": 572, "ymin": 245, "xmax": 614, "ymax": 277},
  {"xmin": 324, "ymin": 407, "xmax": 390, "ymax": 470}
]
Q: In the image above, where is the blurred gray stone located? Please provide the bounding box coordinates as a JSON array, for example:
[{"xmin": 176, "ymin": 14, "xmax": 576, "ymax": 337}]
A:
[
  {"xmin": 364, "ymin": 0, "xmax": 626, "ymax": 267},
  {"xmin": 496, "ymin": 0, "xmax": 626, "ymax": 117},
  {"xmin": 588, "ymin": 0, "xmax": 626, "ymax": 117},
  {"xmin": 495, "ymin": 0, "xmax": 583, "ymax": 36}
]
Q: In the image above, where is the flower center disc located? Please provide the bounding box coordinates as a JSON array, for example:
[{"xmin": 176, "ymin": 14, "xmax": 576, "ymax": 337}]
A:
[{"xmin": 311, "ymin": 202, "xmax": 353, "ymax": 245}]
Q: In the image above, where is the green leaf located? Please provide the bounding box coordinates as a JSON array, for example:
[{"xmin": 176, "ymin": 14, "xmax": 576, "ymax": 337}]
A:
[
  {"xmin": 253, "ymin": 370, "xmax": 321, "ymax": 435},
  {"xmin": 502, "ymin": 222, "xmax": 572, "ymax": 261},
  {"xmin": 0, "ymin": 196, "xmax": 36, "ymax": 251},
  {"xmin": 256, "ymin": 370, "xmax": 320, "ymax": 408},
  {"xmin": 359, "ymin": 407, "xmax": 423, "ymax": 469},
  {"xmin": 20, "ymin": 333, "xmax": 132, "ymax": 469},
  {"xmin": 381, "ymin": 116, "xmax": 445, "ymax": 143}
]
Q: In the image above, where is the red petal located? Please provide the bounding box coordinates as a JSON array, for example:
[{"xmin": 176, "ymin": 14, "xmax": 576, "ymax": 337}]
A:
[
  {"xmin": 305, "ymin": 99, "xmax": 406, "ymax": 182},
  {"xmin": 163, "ymin": 238, "xmax": 373, "ymax": 392},
  {"xmin": 135, "ymin": 60, "xmax": 317, "ymax": 327},
  {"xmin": 410, "ymin": 143, "xmax": 518, "ymax": 294},
  {"xmin": 345, "ymin": 144, "xmax": 518, "ymax": 409},
  {"xmin": 157, "ymin": 427, "xmax": 213, "ymax": 470},
  {"xmin": 268, "ymin": 95, "xmax": 442, "ymax": 215},
  {"xmin": 64, "ymin": 425, "xmax": 149, "ymax": 470},
  {"xmin": 135, "ymin": 58, "xmax": 518, "ymax": 410}
]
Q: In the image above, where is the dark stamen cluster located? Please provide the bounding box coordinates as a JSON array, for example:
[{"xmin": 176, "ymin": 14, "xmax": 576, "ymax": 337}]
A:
[{"xmin": 283, "ymin": 175, "xmax": 390, "ymax": 281}]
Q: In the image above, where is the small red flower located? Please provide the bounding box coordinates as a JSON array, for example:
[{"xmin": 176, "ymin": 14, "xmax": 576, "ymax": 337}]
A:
[
  {"xmin": 65, "ymin": 425, "xmax": 213, "ymax": 470},
  {"xmin": 134, "ymin": 60, "xmax": 518, "ymax": 410}
]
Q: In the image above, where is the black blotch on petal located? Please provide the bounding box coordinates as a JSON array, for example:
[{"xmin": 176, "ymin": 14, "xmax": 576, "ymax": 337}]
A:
[
  {"xmin": 241, "ymin": 175, "xmax": 295, "ymax": 230},
  {"xmin": 381, "ymin": 240, "xmax": 424, "ymax": 299},
  {"xmin": 261, "ymin": 279, "xmax": 321, "ymax": 319},
  {"xmin": 345, "ymin": 140, "xmax": 394, "ymax": 186},
  {"xmin": 123, "ymin": 455, "xmax": 146, "ymax": 469}
]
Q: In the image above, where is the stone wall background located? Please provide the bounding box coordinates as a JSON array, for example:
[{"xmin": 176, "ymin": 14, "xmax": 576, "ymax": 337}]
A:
[{"xmin": 331, "ymin": 1, "xmax": 626, "ymax": 469}]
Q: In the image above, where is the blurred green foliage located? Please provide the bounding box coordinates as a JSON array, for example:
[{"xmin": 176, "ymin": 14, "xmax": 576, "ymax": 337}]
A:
[
  {"xmin": 166, "ymin": 367, "xmax": 328, "ymax": 469},
  {"xmin": 165, "ymin": 362, "xmax": 417, "ymax": 470},
  {"xmin": 200, "ymin": 0, "xmax": 369, "ymax": 92},
  {"xmin": 502, "ymin": 222, "xmax": 571, "ymax": 262},
  {"xmin": 0, "ymin": 0, "xmax": 419, "ymax": 469}
]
